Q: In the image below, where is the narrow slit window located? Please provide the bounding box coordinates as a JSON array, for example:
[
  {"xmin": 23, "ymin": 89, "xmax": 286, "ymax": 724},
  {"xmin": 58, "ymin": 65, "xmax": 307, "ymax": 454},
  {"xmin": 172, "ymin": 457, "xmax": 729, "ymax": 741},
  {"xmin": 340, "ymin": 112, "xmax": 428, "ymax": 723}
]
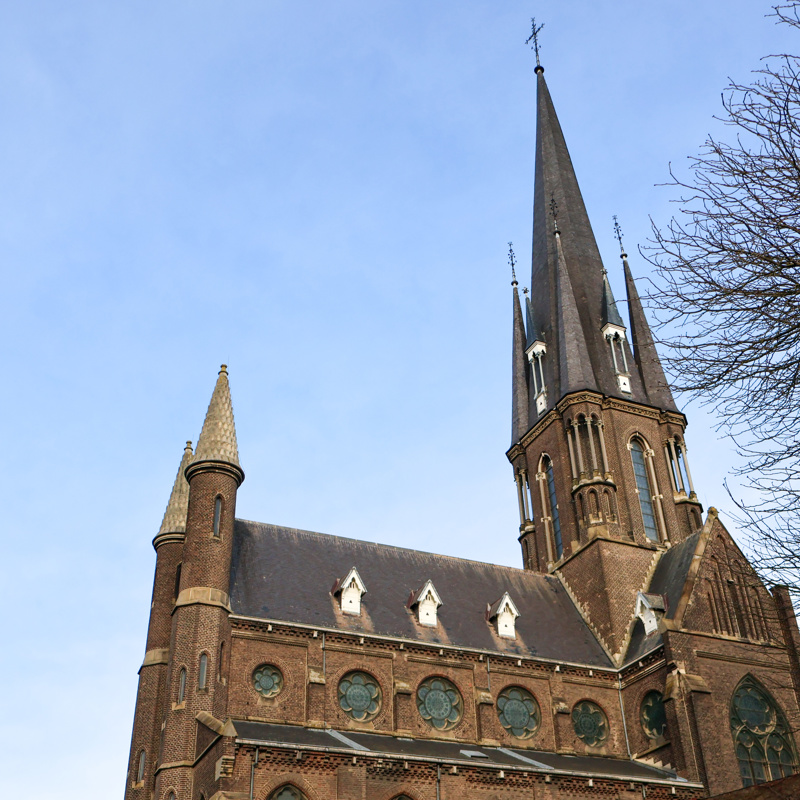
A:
[
  {"xmin": 544, "ymin": 456, "xmax": 563, "ymax": 559},
  {"xmin": 198, "ymin": 653, "xmax": 208, "ymax": 689},
  {"xmin": 137, "ymin": 750, "xmax": 145, "ymax": 783},
  {"xmin": 173, "ymin": 562, "xmax": 182, "ymax": 602},
  {"xmin": 630, "ymin": 439, "xmax": 659, "ymax": 541},
  {"xmin": 213, "ymin": 496, "xmax": 222, "ymax": 538},
  {"xmin": 218, "ymin": 641, "xmax": 225, "ymax": 681},
  {"xmin": 178, "ymin": 668, "xmax": 187, "ymax": 704}
]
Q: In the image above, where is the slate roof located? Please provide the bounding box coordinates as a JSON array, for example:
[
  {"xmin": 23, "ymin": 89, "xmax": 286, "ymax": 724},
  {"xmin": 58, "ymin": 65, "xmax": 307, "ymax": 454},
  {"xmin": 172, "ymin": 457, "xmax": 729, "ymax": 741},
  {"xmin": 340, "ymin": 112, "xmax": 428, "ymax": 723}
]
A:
[
  {"xmin": 625, "ymin": 533, "xmax": 699, "ymax": 663},
  {"xmin": 232, "ymin": 720, "xmax": 697, "ymax": 786},
  {"xmin": 230, "ymin": 520, "xmax": 611, "ymax": 667}
]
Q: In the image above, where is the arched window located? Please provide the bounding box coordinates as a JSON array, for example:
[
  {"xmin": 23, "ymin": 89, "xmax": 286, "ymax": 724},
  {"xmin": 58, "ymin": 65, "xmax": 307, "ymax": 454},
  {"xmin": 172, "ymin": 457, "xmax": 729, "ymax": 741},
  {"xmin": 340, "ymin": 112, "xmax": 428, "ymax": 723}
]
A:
[
  {"xmin": 630, "ymin": 439, "xmax": 659, "ymax": 542},
  {"xmin": 198, "ymin": 653, "xmax": 208, "ymax": 690},
  {"xmin": 173, "ymin": 562, "xmax": 182, "ymax": 602},
  {"xmin": 731, "ymin": 676, "xmax": 797, "ymax": 786},
  {"xmin": 167, "ymin": 793, "xmax": 176, "ymax": 800},
  {"xmin": 213, "ymin": 496, "xmax": 222, "ymax": 538},
  {"xmin": 541, "ymin": 455, "xmax": 562, "ymax": 559},
  {"xmin": 136, "ymin": 749, "xmax": 146, "ymax": 782},
  {"xmin": 268, "ymin": 786, "xmax": 307, "ymax": 800},
  {"xmin": 177, "ymin": 668, "xmax": 187, "ymax": 704}
]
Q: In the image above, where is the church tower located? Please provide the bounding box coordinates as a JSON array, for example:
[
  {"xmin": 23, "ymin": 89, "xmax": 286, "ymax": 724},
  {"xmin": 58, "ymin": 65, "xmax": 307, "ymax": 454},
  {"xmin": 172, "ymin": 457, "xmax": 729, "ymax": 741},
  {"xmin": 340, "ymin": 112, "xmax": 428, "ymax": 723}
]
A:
[{"xmin": 507, "ymin": 65, "xmax": 703, "ymax": 665}]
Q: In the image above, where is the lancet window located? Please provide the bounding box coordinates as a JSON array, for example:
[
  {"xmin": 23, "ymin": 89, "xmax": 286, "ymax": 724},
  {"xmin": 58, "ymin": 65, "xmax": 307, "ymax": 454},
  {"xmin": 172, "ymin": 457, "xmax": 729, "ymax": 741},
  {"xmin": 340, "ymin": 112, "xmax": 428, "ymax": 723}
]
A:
[
  {"xmin": 629, "ymin": 437, "xmax": 663, "ymax": 542},
  {"xmin": 565, "ymin": 416, "xmax": 609, "ymax": 481},
  {"xmin": 664, "ymin": 436, "xmax": 696, "ymax": 498},
  {"xmin": 537, "ymin": 455, "xmax": 562, "ymax": 560},
  {"xmin": 213, "ymin": 496, "xmax": 222, "ymax": 538},
  {"xmin": 730, "ymin": 676, "xmax": 797, "ymax": 786},
  {"xmin": 603, "ymin": 327, "xmax": 631, "ymax": 394},
  {"xmin": 526, "ymin": 340, "xmax": 548, "ymax": 415},
  {"xmin": 268, "ymin": 787, "xmax": 308, "ymax": 800},
  {"xmin": 198, "ymin": 653, "xmax": 208, "ymax": 689},
  {"xmin": 136, "ymin": 749, "xmax": 145, "ymax": 783}
]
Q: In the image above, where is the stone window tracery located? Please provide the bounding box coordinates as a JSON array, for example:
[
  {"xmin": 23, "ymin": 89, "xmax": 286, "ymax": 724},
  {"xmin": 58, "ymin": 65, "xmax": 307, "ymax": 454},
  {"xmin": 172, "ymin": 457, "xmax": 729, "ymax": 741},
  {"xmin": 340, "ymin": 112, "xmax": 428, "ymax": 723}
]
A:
[
  {"xmin": 640, "ymin": 690, "xmax": 667, "ymax": 740},
  {"xmin": 629, "ymin": 437, "xmax": 663, "ymax": 542},
  {"xmin": 338, "ymin": 671, "xmax": 382, "ymax": 721},
  {"xmin": 571, "ymin": 700, "xmax": 609, "ymax": 747},
  {"xmin": 731, "ymin": 676, "xmax": 797, "ymax": 786},
  {"xmin": 496, "ymin": 686, "xmax": 541, "ymax": 739},
  {"xmin": 253, "ymin": 664, "xmax": 283, "ymax": 699},
  {"xmin": 416, "ymin": 676, "xmax": 463, "ymax": 731}
]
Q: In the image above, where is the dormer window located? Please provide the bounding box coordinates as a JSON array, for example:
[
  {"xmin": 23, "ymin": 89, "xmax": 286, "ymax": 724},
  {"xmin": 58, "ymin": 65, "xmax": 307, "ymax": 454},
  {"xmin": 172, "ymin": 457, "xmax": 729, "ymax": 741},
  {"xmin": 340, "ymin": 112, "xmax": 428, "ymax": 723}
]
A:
[
  {"xmin": 409, "ymin": 580, "xmax": 442, "ymax": 626},
  {"xmin": 602, "ymin": 322, "xmax": 631, "ymax": 394},
  {"xmin": 525, "ymin": 339, "xmax": 548, "ymax": 415},
  {"xmin": 332, "ymin": 567, "xmax": 367, "ymax": 615},
  {"xmin": 635, "ymin": 591, "xmax": 666, "ymax": 635},
  {"xmin": 487, "ymin": 592, "xmax": 520, "ymax": 638}
]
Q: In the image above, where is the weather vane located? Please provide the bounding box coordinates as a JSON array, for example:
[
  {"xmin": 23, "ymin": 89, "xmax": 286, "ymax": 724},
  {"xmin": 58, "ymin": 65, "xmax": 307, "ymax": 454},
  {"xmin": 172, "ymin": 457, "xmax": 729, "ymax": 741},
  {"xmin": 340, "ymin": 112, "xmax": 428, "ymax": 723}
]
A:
[
  {"xmin": 525, "ymin": 18, "xmax": 545, "ymax": 68},
  {"xmin": 508, "ymin": 242, "xmax": 518, "ymax": 285},
  {"xmin": 613, "ymin": 214, "xmax": 627, "ymax": 258}
]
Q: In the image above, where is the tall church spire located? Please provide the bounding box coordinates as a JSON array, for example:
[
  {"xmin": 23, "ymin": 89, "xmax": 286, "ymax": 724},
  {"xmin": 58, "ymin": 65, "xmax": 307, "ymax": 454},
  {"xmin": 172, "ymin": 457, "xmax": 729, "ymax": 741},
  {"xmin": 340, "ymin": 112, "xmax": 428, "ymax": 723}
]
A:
[
  {"xmin": 192, "ymin": 364, "xmax": 241, "ymax": 471},
  {"xmin": 528, "ymin": 69, "xmax": 648, "ymax": 408},
  {"xmin": 158, "ymin": 441, "xmax": 194, "ymax": 536}
]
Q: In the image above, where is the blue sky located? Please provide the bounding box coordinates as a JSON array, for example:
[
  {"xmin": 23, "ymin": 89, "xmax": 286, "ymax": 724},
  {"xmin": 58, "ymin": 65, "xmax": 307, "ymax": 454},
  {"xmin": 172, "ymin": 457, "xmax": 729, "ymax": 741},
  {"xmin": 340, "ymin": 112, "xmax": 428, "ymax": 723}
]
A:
[{"xmin": 1, "ymin": 2, "xmax": 795, "ymax": 796}]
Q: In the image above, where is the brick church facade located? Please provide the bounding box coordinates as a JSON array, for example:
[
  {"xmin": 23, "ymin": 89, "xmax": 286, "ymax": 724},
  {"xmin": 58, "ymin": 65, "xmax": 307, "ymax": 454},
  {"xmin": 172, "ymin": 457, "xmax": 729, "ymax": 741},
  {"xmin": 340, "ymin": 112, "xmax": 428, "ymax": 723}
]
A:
[{"xmin": 124, "ymin": 63, "xmax": 800, "ymax": 800}]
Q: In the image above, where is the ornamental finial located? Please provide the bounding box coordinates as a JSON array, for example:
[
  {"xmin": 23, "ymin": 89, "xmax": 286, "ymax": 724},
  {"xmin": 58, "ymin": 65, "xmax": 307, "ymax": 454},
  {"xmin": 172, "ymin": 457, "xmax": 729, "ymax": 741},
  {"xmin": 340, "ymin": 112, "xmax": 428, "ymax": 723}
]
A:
[
  {"xmin": 525, "ymin": 18, "xmax": 545, "ymax": 71},
  {"xmin": 509, "ymin": 242, "xmax": 518, "ymax": 286},
  {"xmin": 613, "ymin": 215, "xmax": 627, "ymax": 259}
]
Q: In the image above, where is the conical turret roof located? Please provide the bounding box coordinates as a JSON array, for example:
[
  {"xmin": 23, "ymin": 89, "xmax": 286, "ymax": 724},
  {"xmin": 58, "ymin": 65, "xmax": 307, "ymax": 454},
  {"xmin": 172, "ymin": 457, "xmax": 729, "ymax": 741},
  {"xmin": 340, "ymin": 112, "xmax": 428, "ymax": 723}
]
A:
[
  {"xmin": 623, "ymin": 257, "xmax": 677, "ymax": 411},
  {"xmin": 158, "ymin": 441, "xmax": 193, "ymax": 535},
  {"xmin": 192, "ymin": 365, "xmax": 240, "ymax": 467},
  {"xmin": 511, "ymin": 281, "xmax": 530, "ymax": 445}
]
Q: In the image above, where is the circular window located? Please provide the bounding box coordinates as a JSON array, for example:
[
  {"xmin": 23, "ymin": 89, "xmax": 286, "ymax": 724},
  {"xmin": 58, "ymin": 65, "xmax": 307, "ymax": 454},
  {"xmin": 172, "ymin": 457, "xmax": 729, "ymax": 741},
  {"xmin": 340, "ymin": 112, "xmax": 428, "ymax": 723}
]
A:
[
  {"xmin": 416, "ymin": 677, "xmax": 463, "ymax": 731},
  {"xmin": 640, "ymin": 690, "xmax": 667, "ymax": 740},
  {"xmin": 496, "ymin": 686, "xmax": 541, "ymax": 739},
  {"xmin": 572, "ymin": 700, "xmax": 608, "ymax": 746},
  {"xmin": 338, "ymin": 671, "xmax": 382, "ymax": 721},
  {"xmin": 252, "ymin": 664, "xmax": 283, "ymax": 698}
]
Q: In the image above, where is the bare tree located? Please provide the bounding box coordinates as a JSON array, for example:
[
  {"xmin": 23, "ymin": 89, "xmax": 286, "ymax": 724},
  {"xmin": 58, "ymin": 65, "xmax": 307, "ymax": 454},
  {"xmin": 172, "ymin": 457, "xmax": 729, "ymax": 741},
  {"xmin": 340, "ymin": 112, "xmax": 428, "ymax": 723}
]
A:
[{"xmin": 646, "ymin": 4, "xmax": 800, "ymax": 597}]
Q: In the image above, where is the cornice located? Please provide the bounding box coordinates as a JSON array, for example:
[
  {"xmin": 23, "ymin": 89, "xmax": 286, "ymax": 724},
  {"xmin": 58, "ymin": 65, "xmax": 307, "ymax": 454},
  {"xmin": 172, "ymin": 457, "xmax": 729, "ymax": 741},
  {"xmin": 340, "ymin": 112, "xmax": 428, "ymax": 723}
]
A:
[
  {"xmin": 153, "ymin": 531, "xmax": 185, "ymax": 550},
  {"xmin": 186, "ymin": 459, "xmax": 245, "ymax": 487}
]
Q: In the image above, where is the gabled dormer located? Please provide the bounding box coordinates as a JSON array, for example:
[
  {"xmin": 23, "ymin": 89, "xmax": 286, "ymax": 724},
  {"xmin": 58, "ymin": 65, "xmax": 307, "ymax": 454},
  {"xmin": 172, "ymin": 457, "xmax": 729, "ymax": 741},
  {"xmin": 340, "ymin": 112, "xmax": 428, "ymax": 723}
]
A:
[
  {"xmin": 332, "ymin": 566, "xmax": 367, "ymax": 615},
  {"xmin": 409, "ymin": 580, "xmax": 442, "ymax": 627},
  {"xmin": 487, "ymin": 592, "xmax": 520, "ymax": 639},
  {"xmin": 635, "ymin": 591, "xmax": 667, "ymax": 636}
]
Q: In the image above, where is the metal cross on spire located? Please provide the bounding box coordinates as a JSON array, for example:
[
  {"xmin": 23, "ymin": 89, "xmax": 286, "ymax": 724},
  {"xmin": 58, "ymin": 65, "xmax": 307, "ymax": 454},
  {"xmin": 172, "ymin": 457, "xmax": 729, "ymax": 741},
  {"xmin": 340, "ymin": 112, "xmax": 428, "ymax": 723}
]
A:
[
  {"xmin": 508, "ymin": 242, "xmax": 518, "ymax": 285},
  {"xmin": 525, "ymin": 18, "xmax": 545, "ymax": 68},
  {"xmin": 612, "ymin": 215, "xmax": 627, "ymax": 258}
]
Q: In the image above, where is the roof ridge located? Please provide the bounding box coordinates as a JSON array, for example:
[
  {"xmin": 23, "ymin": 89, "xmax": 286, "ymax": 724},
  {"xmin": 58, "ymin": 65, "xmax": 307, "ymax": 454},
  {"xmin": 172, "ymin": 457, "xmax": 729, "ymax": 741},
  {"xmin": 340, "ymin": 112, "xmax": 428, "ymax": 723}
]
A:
[{"xmin": 234, "ymin": 517, "xmax": 556, "ymax": 579}]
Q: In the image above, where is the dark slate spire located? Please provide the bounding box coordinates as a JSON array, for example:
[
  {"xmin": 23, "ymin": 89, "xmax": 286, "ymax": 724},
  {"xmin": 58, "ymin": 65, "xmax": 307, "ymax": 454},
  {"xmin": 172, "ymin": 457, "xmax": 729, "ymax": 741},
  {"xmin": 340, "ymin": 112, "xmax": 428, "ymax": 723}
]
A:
[
  {"xmin": 529, "ymin": 70, "xmax": 648, "ymax": 407},
  {"xmin": 525, "ymin": 295, "xmax": 538, "ymax": 349},
  {"xmin": 623, "ymin": 255, "xmax": 678, "ymax": 411},
  {"xmin": 553, "ymin": 215, "xmax": 595, "ymax": 394},
  {"xmin": 511, "ymin": 247, "xmax": 530, "ymax": 445},
  {"xmin": 601, "ymin": 269, "xmax": 625, "ymax": 329}
]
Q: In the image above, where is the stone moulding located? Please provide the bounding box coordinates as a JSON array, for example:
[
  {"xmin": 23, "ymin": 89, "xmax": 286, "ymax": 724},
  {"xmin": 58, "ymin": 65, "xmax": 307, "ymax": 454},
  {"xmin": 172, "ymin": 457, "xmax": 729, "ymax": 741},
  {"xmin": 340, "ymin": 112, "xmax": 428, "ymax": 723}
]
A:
[{"xmin": 174, "ymin": 586, "xmax": 231, "ymax": 612}]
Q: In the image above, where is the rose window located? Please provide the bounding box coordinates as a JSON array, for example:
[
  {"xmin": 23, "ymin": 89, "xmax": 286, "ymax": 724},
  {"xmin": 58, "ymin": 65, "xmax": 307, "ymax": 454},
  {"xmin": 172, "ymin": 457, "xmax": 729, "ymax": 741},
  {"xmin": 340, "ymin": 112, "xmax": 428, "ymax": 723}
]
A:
[
  {"xmin": 252, "ymin": 664, "xmax": 283, "ymax": 699},
  {"xmin": 338, "ymin": 671, "xmax": 382, "ymax": 721},
  {"xmin": 496, "ymin": 686, "xmax": 540, "ymax": 739},
  {"xmin": 640, "ymin": 690, "xmax": 667, "ymax": 740},
  {"xmin": 571, "ymin": 700, "xmax": 608, "ymax": 746},
  {"xmin": 416, "ymin": 677, "xmax": 463, "ymax": 731}
]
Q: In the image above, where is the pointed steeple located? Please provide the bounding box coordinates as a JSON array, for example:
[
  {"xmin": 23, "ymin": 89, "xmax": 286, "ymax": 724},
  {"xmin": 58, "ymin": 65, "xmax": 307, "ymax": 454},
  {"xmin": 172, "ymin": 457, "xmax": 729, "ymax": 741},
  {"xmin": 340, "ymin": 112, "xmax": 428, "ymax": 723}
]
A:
[
  {"xmin": 601, "ymin": 269, "xmax": 625, "ymax": 330},
  {"xmin": 158, "ymin": 441, "xmax": 194, "ymax": 536},
  {"xmin": 529, "ymin": 69, "xmax": 648, "ymax": 406},
  {"xmin": 553, "ymin": 214, "xmax": 595, "ymax": 394},
  {"xmin": 511, "ymin": 269, "xmax": 530, "ymax": 446},
  {"xmin": 623, "ymin": 256, "xmax": 678, "ymax": 411},
  {"xmin": 192, "ymin": 365, "xmax": 241, "ymax": 469}
]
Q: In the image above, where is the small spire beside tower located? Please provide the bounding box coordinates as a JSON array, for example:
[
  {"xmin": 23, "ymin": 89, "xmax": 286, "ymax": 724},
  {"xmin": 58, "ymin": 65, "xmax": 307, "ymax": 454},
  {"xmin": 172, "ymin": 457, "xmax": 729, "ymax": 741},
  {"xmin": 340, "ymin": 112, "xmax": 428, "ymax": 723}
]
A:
[
  {"xmin": 158, "ymin": 441, "xmax": 194, "ymax": 536},
  {"xmin": 191, "ymin": 364, "xmax": 241, "ymax": 471}
]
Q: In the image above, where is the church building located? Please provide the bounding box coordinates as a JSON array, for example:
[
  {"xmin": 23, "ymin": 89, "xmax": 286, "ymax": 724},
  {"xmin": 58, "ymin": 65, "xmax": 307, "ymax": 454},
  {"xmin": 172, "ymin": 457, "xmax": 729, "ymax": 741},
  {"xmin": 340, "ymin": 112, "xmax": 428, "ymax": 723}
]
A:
[{"xmin": 124, "ymin": 60, "xmax": 800, "ymax": 800}]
